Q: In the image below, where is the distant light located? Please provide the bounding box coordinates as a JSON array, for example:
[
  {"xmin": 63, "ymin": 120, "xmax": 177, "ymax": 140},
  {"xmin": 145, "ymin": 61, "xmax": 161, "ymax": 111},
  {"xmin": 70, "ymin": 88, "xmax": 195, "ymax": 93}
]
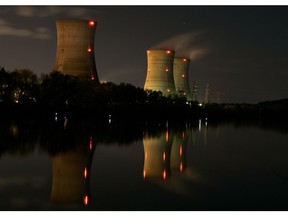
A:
[
  {"xmin": 165, "ymin": 68, "xmax": 169, "ymax": 72},
  {"xmin": 91, "ymin": 74, "xmax": 94, "ymax": 80},
  {"xmin": 166, "ymin": 50, "xmax": 171, "ymax": 54},
  {"xmin": 163, "ymin": 152, "xmax": 166, "ymax": 161},
  {"xmin": 89, "ymin": 21, "xmax": 95, "ymax": 26},
  {"xmin": 87, "ymin": 48, "xmax": 92, "ymax": 52},
  {"xmin": 199, "ymin": 103, "xmax": 203, "ymax": 106},
  {"xmin": 180, "ymin": 145, "xmax": 182, "ymax": 156},
  {"xmin": 183, "ymin": 92, "xmax": 186, "ymax": 95},
  {"xmin": 147, "ymin": 50, "xmax": 150, "ymax": 54},
  {"xmin": 166, "ymin": 89, "xmax": 170, "ymax": 92},
  {"xmin": 183, "ymin": 58, "xmax": 187, "ymax": 62},
  {"xmin": 84, "ymin": 195, "xmax": 89, "ymax": 205},
  {"xmin": 180, "ymin": 162, "xmax": 183, "ymax": 172},
  {"xmin": 182, "ymin": 131, "xmax": 185, "ymax": 140},
  {"xmin": 182, "ymin": 74, "xmax": 185, "ymax": 78}
]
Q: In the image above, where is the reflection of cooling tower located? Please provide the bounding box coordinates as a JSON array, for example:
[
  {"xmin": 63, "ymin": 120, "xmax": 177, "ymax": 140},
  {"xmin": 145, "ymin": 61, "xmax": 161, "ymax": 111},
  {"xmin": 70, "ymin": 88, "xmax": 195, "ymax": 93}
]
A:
[
  {"xmin": 171, "ymin": 131, "xmax": 188, "ymax": 172},
  {"xmin": 144, "ymin": 50, "xmax": 176, "ymax": 96},
  {"xmin": 53, "ymin": 19, "xmax": 99, "ymax": 82},
  {"xmin": 143, "ymin": 130, "xmax": 173, "ymax": 180},
  {"xmin": 51, "ymin": 145, "xmax": 93, "ymax": 205},
  {"xmin": 173, "ymin": 58, "xmax": 192, "ymax": 101}
]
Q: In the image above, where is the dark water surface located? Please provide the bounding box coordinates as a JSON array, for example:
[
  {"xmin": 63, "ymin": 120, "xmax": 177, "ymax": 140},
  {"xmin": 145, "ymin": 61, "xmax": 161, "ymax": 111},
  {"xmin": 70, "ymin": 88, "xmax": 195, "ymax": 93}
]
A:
[{"xmin": 0, "ymin": 116, "xmax": 288, "ymax": 210}]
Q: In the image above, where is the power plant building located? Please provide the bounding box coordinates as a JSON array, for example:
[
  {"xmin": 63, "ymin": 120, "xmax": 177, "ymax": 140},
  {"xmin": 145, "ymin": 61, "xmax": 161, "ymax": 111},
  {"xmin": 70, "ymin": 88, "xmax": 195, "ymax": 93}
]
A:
[
  {"xmin": 173, "ymin": 58, "xmax": 192, "ymax": 101},
  {"xmin": 144, "ymin": 50, "xmax": 176, "ymax": 96},
  {"xmin": 53, "ymin": 19, "xmax": 99, "ymax": 82}
]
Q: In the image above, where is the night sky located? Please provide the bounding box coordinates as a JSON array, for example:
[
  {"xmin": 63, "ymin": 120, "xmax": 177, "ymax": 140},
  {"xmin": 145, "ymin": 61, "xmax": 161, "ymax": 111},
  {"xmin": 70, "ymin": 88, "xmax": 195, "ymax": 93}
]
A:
[{"xmin": 0, "ymin": 6, "xmax": 288, "ymax": 103}]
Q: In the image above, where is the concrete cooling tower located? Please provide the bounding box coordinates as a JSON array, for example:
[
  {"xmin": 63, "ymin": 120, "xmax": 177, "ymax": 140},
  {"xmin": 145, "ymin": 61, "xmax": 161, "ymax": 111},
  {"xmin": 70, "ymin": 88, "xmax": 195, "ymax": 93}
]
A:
[
  {"xmin": 53, "ymin": 19, "xmax": 99, "ymax": 82},
  {"xmin": 144, "ymin": 50, "xmax": 176, "ymax": 96},
  {"xmin": 173, "ymin": 58, "xmax": 192, "ymax": 101}
]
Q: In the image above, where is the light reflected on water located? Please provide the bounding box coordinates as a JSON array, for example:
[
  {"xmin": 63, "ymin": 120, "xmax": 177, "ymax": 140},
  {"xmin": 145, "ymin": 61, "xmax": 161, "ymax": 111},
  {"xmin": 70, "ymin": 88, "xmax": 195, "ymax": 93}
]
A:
[{"xmin": 1, "ymin": 118, "xmax": 288, "ymax": 210}]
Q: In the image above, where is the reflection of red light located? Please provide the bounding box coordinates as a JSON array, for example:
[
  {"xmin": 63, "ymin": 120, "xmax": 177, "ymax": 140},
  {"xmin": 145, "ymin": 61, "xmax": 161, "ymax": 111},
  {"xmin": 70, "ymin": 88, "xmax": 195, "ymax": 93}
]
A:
[
  {"xmin": 163, "ymin": 170, "xmax": 167, "ymax": 180},
  {"xmin": 84, "ymin": 167, "xmax": 87, "ymax": 179},
  {"xmin": 182, "ymin": 131, "xmax": 185, "ymax": 140},
  {"xmin": 143, "ymin": 170, "xmax": 146, "ymax": 179},
  {"xmin": 180, "ymin": 145, "xmax": 182, "ymax": 156},
  {"xmin": 91, "ymin": 74, "xmax": 94, "ymax": 81},
  {"xmin": 180, "ymin": 162, "xmax": 183, "ymax": 172},
  {"xmin": 165, "ymin": 130, "xmax": 169, "ymax": 142},
  {"xmin": 84, "ymin": 195, "xmax": 89, "ymax": 205},
  {"xmin": 166, "ymin": 50, "xmax": 171, "ymax": 54},
  {"xmin": 88, "ymin": 48, "xmax": 92, "ymax": 52},
  {"xmin": 89, "ymin": 21, "xmax": 95, "ymax": 26},
  {"xmin": 163, "ymin": 152, "xmax": 166, "ymax": 161}
]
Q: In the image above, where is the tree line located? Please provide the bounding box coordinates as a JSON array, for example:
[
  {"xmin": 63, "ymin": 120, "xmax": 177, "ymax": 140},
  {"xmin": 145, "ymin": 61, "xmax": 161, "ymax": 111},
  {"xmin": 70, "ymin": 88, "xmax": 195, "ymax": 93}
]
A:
[{"xmin": 0, "ymin": 67, "xmax": 197, "ymax": 120}]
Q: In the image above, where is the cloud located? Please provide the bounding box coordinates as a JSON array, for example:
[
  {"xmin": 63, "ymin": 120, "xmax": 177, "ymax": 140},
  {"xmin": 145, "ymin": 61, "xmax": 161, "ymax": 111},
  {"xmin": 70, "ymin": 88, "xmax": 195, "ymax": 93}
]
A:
[
  {"xmin": 13, "ymin": 6, "xmax": 93, "ymax": 18},
  {"xmin": 0, "ymin": 18, "xmax": 51, "ymax": 39},
  {"xmin": 150, "ymin": 31, "xmax": 209, "ymax": 61}
]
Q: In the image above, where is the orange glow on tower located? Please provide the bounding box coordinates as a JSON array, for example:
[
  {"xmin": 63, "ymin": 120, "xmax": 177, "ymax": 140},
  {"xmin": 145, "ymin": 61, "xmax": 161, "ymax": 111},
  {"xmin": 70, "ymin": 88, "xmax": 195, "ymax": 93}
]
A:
[
  {"xmin": 84, "ymin": 195, "xmax": 89, "ymax": 205},
  {"xmin": 147, "ymin": 50, "xmax": 150, "ymax": 54},
  {"xmin": 143, "ymin": 170, "xmax": 146, "ymax": 179},
  {"xmin": 166, "ymin": 50, "xmax": 171, "ymax": 54},
  {"xmin": 180, "ymin": 162, "xmax": 183, "ymax": 172}
]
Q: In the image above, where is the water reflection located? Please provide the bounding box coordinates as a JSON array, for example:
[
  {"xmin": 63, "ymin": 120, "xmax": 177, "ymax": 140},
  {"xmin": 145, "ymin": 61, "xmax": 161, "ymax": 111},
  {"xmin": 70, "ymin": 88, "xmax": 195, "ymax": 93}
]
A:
[
  {"xmin": 143, "ymin": 129, "xmax": 173, "ymax": 180},
  {"xmin": 171, "ymin": 131, "xmax": 187, "ymax": 173},
  {"xmin": 50, "ymin": 137, "xmax": 95, "ymax": 205}
]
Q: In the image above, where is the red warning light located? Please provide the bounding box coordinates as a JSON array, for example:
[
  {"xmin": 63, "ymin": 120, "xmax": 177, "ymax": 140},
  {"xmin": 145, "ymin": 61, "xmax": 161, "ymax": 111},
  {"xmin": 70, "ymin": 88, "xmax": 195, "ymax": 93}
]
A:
[
  {"xmin": 166, "ymin": 89, "xmax": 170, "ymax": 92},
  {"xmin": 163, "ymin": 170, "xmax": 167, "ymax": 180},
  {"xmin": 87, "ymin": 48, "xmax": 92, "ymax": 52},
  {"xmin": 165, "ymin": 68, "xmax": 169, "ymax": 72},
  {"xmin": 84, "ymin": 195, "xmax": 89, "ymax": 205},
  {"xmin": 91, "ymin": 74, "xmax": 95, "ymax": 81},
  {"xmin": 147, "ymin": 50, "xmax": 150, "ymax": 54},
  {"xmin": 183, "ymin": 58, "xmax": 187, "ymax": 62},
  {"xmin": 84, "ymin": 167, "xmax": 87, "ymax": 179},
  {"xmin": 182, "ymin": 74, "xmax": 185, "ymax": 78},
  {"xmin": 180, "ymin": 162, "xmax": 183, "ymax": 172},
  {"xmin": 163, "ymin": 152, "xmax": 166, "ymax": 161},
  {"xmin": 166, "ymin": 50, "xmax": 171, "ymax": 54},
  {"xmin": 89, "ymin": 137, "xmax": 93, "ymax": 150},
  {"xmin": 89, "ymin": 21, "xmax": 95, "ymax": 26}
]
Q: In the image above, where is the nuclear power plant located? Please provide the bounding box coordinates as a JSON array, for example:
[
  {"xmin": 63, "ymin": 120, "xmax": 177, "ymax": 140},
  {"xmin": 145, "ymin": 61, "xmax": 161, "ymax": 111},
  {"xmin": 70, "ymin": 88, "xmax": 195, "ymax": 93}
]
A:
[
  {"xmin": 173, "ymin": 58, "xmax": 192, "ymax": 101},
  {"xmin": 144, "ymin": 50, "xmax": 176, "ymax": 96},
  {"xmin": 53, "ymin": 19, "xmax": 99, "ymax": 82}
]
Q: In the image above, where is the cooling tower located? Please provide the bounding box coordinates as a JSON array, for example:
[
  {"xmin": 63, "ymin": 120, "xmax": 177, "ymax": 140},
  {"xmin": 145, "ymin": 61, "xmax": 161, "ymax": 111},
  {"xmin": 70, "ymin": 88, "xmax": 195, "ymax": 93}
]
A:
[
  {"xmin": 53, "ymin": 19, "xmax": 99, "ymax": 82},
  {"xmin": 173, "ymin": 58, "xmax": 192, "ymax": 101},
  {"xmin": 144, "ymin": 50, "xmax": 176, "ymax": 96},
  {"xmin": 143, "ymin": 130, "xmax": 173, "ymax": 180}
]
